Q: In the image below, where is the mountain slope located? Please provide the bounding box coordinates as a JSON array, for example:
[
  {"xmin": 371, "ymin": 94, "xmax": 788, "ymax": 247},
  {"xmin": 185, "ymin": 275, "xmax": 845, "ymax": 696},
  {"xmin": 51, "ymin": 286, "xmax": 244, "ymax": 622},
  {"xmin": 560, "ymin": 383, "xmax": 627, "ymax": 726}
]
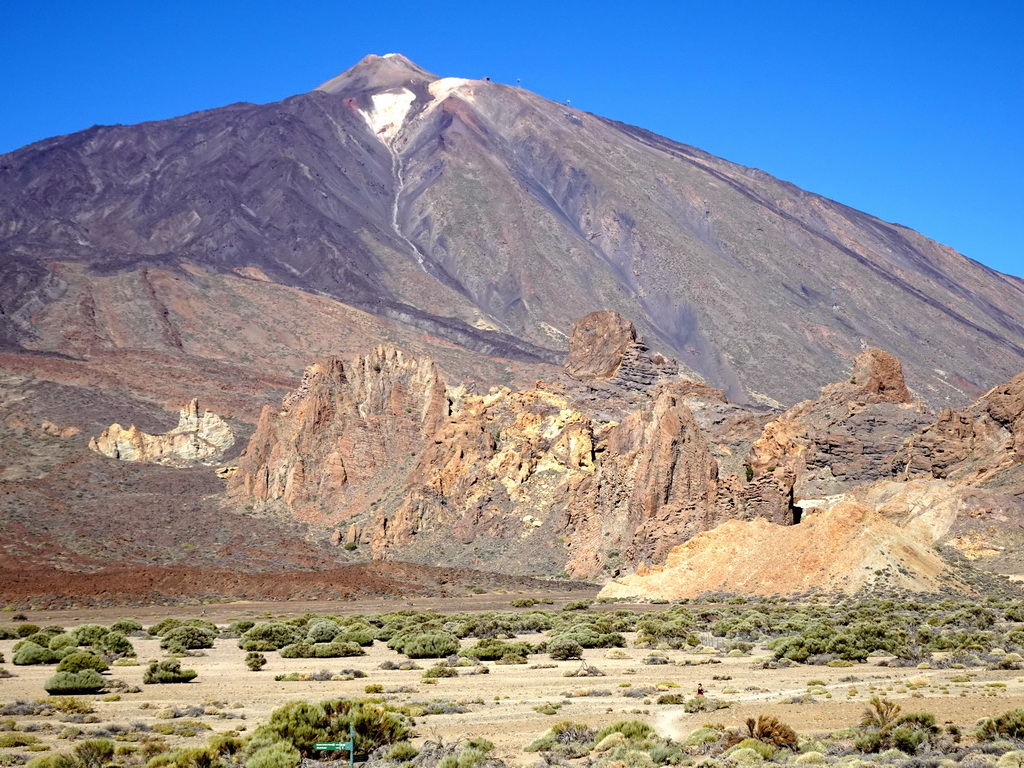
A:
[{"xmin": 2, "ymin": 54, "xmax": 1023, "ymax": 412}]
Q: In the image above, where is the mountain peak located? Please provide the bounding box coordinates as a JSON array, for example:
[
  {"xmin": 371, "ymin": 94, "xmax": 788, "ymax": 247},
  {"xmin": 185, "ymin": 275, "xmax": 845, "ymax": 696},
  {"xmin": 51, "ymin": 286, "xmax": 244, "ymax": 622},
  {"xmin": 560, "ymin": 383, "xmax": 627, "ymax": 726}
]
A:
[{"xmin": 316, "ymin": 53, "xmax": 439, "ymax": 96}]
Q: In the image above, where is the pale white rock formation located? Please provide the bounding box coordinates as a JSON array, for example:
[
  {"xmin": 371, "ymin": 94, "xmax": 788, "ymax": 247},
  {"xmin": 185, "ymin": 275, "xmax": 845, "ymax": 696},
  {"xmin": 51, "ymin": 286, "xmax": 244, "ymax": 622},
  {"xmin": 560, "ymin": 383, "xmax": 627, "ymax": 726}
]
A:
[{"xmin": 89, "ymin": 398, "xmax": 234, "ymax": 467}]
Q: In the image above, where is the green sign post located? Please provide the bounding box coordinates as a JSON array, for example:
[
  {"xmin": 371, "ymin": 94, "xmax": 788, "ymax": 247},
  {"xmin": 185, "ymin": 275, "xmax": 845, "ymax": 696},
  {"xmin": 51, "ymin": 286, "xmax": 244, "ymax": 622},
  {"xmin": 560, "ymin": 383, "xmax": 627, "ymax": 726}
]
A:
[{"xmin": 314, "ymin": 725, "xmax": 356, "ymax": 767}]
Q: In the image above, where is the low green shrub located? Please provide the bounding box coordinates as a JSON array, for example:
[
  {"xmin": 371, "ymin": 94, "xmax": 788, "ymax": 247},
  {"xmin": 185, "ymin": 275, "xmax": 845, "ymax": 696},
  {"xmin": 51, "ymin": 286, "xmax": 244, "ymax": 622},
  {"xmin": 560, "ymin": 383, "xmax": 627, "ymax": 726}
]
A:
[
  {"xmin": 226, "ymin": 619, "xmax": 256, "ymax": 637},
  {"xmin": 13, "ymin": 641, "xmax": 61, "ymax": 665},
  {"xmin": 336, "ymin": 630, "xmax": 376, "ymax": 646},
  {"xmin": 110, "ymin": 618, "xmax": 143, "ymax": 634},
  {"xmin": 100, "ymin": 631, "xmax": 135, "ymax": 658},
  {"xmin": 57, "ymin": 652, "xmax": 108, "ymax": 674},
  {"xmin": 239, "ymin": 622, "xmax": 303, "ymax": 651},
  {"xmin": 550, "ymin": 625, "xmax": 625, "ymax": 649},
  {"xmin": 656, "ymin": 693, "xmax": 686, "ymax": 705},
  {"xmin": 495, "ymin": 652, "xmax": 527, "ymax": 664},
  {"xmin": 305, "ymin": 620, "xmax": 341, "ymax": 644},
  {"xmin": 525, "ymin": 721, "xmax": 596, "ymax": 757},
  {"xmin": 683, "ymin": 696, "xmax": 730, "ymax": 713},
  {"xmin": 278, "ymin": 641, "xmax": 365, "ymax": 659},
  {"xmin": 563, "ymin": 600, "xmax": 592, "ymax": 611},
  {"xmin": 313, "ymin": 642, "xmax": 365, "ymax": 659},
  {"xmin": 684, "ymin": 726, "xmax": 722, "ymax": 747},
  {"xmin": 460, "ymin": 639, "xmax": 534, "ymax": 661},
  {"xmin": 279, "ymin": 642, "xmax": 314, "ymax": 658},
  {"xmin": 246, "ymin": 652, "xmax": 268, "ymax": 671},
  {"xmin": 729, "ymin": 738, "xmax": 775, "ymax": 760},
  {"xmin": 44, "ymin": 670, "xmax": 106, "ymax": 695},
  {"xmin": 387, "ymin": 741, "xmax": 419, "ymax": 761},
  {"xmin": 393, "ymin": 631, "xmax": 460, "ymax": 659},
  {"xmin": 70, "ymin": 624, "xmax": 109, "ymax": 646},
  {"xmin": 595, "ymin": 721, "xmax": 654, "ymax": 742},
  {"xmin": 160, "ymin": 625, "xmax": 216, "ymax": 650},
  {"xmin": 47, "ymin": 633, "xmax": 78, "ymax": 653},
  {"xmin": 548, "ymin": 639, "xmax": 583, "ymax": 661},
  {"xmin": 143, "ymin": 659, "xmax": 197, "ymax": 684},
  {"xmin": 80, "ymin": 738, "xmax": 116, "ymax": 763},
  {"xmin": 254, "ymin": 698, "xmax": 410, "ymax": 757},
  {"xmin": 976, "ymin": 708, "xmax": 1024, "ymax": 741},
  {"xmin": 0, "ymin": 732, "xmax": 39, "ymax": 747},
  {"xmin": 147, "ymin": 618, "xmax": 184, "ymax": 636},
  {"xmin": 423, "ymin": 665, "xmax": 459, "ymax": 678},
  {"xmin": 247, "ymin": 741, "xmax": 301, "ymax": 768},
  {"xmin": 728, "ymin": 746, "xmax": 765, "ymax": 764}
]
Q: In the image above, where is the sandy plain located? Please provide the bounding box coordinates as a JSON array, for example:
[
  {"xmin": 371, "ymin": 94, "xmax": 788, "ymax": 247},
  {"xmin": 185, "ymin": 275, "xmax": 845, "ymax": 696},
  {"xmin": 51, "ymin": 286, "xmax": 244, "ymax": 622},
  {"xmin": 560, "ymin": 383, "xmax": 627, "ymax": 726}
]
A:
[{"xmin": 3, "ymin": 596, "xmax": 1024, "ymax": 765}]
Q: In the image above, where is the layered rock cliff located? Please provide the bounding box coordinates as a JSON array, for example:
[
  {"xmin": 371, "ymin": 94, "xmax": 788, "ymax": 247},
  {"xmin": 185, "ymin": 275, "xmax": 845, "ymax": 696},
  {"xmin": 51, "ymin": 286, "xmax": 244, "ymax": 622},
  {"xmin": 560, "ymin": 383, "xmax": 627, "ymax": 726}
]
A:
[
  {"xmin": 894, "ymin": 373, "xmax": 1024, "ymax": 491},
  {"xmin": 89, "ymin": 398, "xmax": 234, "ymax": 467},
  {"xmin": 746, "ymin": 348, "xmax": 932, "ymax": 501}
]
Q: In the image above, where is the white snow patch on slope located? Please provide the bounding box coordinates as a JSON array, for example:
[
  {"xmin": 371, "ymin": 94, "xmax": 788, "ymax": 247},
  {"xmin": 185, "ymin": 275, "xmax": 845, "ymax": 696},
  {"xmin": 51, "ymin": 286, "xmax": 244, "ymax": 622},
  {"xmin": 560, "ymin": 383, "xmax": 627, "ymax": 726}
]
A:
[
  {"xmin": 428, "ymin": 77, "xmax": 474, "ymax": 102},
  {"xmin": 360, "ymin": 88, "xmax": 416, "ymax": 142}
]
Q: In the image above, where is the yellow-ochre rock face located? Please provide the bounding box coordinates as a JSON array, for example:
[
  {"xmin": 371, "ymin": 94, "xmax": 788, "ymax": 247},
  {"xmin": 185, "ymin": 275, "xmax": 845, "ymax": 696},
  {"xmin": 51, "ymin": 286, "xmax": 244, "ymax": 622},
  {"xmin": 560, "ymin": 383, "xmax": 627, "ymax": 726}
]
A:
[
  {"xmin": 226, "ymin": 318, "xmax": 796, "ymax": 580},
  {"xmin": 224, "ymin": 314, "xmax": 1024, "ymax": 594},
  {"xmin": 89, "ymin": 398, "xmax": 234, "ymax": 467}
]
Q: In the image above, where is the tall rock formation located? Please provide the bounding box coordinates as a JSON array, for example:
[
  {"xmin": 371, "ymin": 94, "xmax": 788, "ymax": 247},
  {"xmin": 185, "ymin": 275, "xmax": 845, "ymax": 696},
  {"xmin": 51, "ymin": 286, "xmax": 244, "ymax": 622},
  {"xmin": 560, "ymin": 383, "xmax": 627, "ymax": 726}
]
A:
[
  {"xmin": 228, "ymin": 345, "xmax": 449, "ymax": 521},
  {"xmin": 559, "ymin": 384, "xmax": 794, "ymax": 576},
  {"xmin": 894, "ymin": 373, "xmax": 1024, "ymax": 490}
]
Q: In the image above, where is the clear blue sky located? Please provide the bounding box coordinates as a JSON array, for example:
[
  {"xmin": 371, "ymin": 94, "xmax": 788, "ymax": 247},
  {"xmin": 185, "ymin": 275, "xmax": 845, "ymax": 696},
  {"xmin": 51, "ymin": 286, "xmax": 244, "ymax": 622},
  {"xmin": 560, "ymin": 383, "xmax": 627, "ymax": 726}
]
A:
[{"xmin": 3, "ymin": 0, "xmax": 1021, "ymax": 278}]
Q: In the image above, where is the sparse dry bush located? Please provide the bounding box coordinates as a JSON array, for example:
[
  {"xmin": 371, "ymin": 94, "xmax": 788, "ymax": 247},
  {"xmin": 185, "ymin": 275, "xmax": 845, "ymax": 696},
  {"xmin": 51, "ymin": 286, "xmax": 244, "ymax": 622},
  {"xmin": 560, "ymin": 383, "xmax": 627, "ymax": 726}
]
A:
[{"xmin": 745, "ymin": 715, "xmax": 798, "ymax": 750}]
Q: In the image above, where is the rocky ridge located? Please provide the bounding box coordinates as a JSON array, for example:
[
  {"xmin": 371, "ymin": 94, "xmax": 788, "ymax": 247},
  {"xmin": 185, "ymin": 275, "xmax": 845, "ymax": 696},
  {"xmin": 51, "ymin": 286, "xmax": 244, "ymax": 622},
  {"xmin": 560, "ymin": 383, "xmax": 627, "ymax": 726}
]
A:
[
  {"xmin": 746, "ymin": 348, "xmax": 933, "ymax": 501},
  {"xmin": 229, "ymin": 308, "xmax": 1024, "ymax": 596},
  {"xmin": 599, "ymin": 360, "xmax": 1024, "ymax": 599},
  {"xmin": 229, "ymin": 345, "xmax": 448, "ymax": 522},
  {"xmin": 231, "ymin": 312, "xmax": 797, "ymax": 579},
  {"xmin": 895, "ymin": 373, "xmax": 1024, "ymax": 489}
]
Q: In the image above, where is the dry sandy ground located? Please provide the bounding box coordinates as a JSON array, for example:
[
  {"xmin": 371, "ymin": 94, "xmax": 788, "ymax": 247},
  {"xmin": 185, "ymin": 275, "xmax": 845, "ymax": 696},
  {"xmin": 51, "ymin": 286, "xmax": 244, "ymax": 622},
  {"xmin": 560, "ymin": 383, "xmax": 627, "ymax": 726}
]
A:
[{"xmin": 3, "ymin": 599, "xmax": 1024, "ymax": 765}]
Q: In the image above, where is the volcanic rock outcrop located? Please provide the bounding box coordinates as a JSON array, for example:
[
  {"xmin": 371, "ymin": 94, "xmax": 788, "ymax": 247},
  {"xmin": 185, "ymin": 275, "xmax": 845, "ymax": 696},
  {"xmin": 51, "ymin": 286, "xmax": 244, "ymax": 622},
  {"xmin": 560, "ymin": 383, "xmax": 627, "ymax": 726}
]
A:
[
  {"xmin": 746, "ymin": 347, "xmax": 932, "ymax": 500},
  {"xmin": 229, "ymin": 345, "xmax": 448, "ymax": 521},
  {"xmin": 598, "ymin": 363, "xmax": 1024, "ymax": 599},
  {"xmin": 89, "ymin": 398, "xmax": 234, "ymax": 467},
  {"xmin": 895, "ymin": 373, "xmax": 1024, "ymax": 491},
  {"xmin": 230, "ymin": 312, "xmax": 797, "ymax": 578}
]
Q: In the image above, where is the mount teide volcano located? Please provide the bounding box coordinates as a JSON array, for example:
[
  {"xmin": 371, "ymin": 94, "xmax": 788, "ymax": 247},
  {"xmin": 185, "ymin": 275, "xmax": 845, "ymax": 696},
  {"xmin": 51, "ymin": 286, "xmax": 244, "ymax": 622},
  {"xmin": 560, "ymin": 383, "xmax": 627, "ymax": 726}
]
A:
[
  {"xmin": 3, "ymin": 53, "xmax": 1024, "ymax": 411},
  {"xmin": 3, "ymin": 55, "xmax": 1024, "ymax": 602}
]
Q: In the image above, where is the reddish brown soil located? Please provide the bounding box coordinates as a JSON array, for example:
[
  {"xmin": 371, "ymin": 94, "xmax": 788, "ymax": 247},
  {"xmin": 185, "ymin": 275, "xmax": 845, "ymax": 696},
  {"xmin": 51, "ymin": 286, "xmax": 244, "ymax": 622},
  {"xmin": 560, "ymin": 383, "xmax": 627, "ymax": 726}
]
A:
[{"xmin": 0, "ymin": 562, "xmax": 594, "ymax": 609}]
